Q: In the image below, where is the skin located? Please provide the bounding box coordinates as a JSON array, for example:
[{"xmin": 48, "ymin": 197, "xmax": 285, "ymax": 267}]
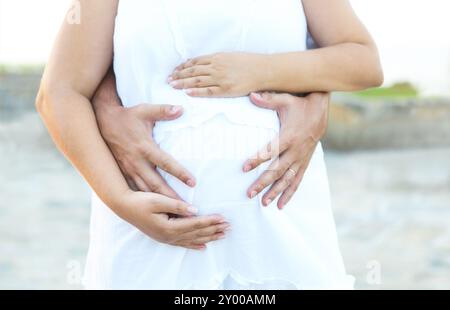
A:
[
  {"xmin": 36, "ymin": 0, "xmax": 228, "ymax": 251},
  {"xmin": 169, "ymin": 0, "xmax": 383, "ymax": 97},
  {"xmin": 245, "ymin": 92, "xmax": 330, "ymax": 208},
  {"xmin": 92, "ymin": 68, "xmax": 195, "ymax": 198},
  {"xmin": 93, "ymin": 70, "xmax": 330, "ymax": 210},
  {"xmin": 36, "ymin": 0, "xmax": 383, "ymax": 249}
]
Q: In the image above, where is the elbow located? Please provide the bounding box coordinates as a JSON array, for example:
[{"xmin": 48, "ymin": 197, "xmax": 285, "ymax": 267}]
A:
[
  {"xmin": 35, "ymin": 85, "xmax": 47, "ymax": 116},
  {"xmin": 368, "ymin": 62, "xmax": 384, "ymax": 88},
  {"xmin": 35, "ymin": 78, "xmax": 64, "ymax": 122},
  {"xmin": 35, "ymin": 83, "xmax": 51, "ymax": 121},
  {"xmin": 360, "ymin": 46, "xmax": 384, "ymax": 89},
  {"xmin": 35, "ymin": 85, "xmax": 58, "ymax": 127},
  {"xmin": 350, "ymin": 53, "xmax": 384, "ymax": 91}
]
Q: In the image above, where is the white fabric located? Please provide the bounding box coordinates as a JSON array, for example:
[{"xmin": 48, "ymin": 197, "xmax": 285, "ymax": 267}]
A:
[{"xmin": 83, "ymin": 0, "xmax": 355, "ymax": 289}]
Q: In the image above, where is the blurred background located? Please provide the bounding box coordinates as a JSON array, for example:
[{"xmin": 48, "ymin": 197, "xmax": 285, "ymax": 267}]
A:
[{"xmin": 1, "ymin": 0, "xmax": 449, "ymax": 289}]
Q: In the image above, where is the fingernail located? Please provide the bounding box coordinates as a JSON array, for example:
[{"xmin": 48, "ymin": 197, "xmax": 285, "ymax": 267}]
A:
[
  {"xmin": 167, "ymin": 76, "xmax": 173, "ymax": 83},
  {"xmin": 249, "ymin": 191, "xmax": 257, "ymax": 199},
  {"xmin": 266, "ymin": 199, "xmax": 272, "ymax": 206},
  {"xmin": 170, "ymin": 81, "xmax": 179, "ymax": 88},
  {"xmin": 169, "ymin": 106, "xmax": 182, "ymax": 115},
  {"xmin": 243, "ymin": 164, "xmax": 251, "ymax": 172},
  {"xmin": 185, "ymin": 89, "xmax": 194, "ymax": 95},
  {"xmin": 186, "ymin": 179, "xmax": 196, "ymax": 187},
  {"xmin": 187, "ymin": 206, "xmax": 198, "ymax": 214},
  {"xmin": 252, "ymin": 92, "xmax": 263, "ymax": 100},
  {"xmin": 216, "ymin": 216, "xmax": 227, "ymax": 223}
]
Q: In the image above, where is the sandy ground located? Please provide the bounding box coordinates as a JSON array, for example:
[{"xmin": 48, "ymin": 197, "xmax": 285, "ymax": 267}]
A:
[{"xmin": 1, "ymin": 113, "xmax": 449, "ymax": 289}]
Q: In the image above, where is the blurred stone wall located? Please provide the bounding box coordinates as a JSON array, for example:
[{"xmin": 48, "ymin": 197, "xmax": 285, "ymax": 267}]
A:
[
  {"xmin": 324, "ymin": 95, "xmax": 450, "ymax": 150},
  {"xmin": 1, "ymin": 72, "xmax": 450, "ymax": 150},
  {"xmin": 0, "ymin": 73, "xmax": 42, "ymax": 120}
]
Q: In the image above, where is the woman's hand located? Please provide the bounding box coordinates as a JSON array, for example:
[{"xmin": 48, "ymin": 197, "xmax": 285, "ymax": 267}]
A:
[
  {"xmin": 116, "ymin": 190, "xmax": 230, "ymax": 250},
  {"xmin": 244, "ymin": 92, "xmax": 330, "ymax": 209},
  {"xmin": 168, "ymin": 52, "xmax": 268, "ymax": 98}
]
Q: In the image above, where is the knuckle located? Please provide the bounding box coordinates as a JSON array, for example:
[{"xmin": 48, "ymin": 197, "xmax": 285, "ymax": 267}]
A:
[
  {"xmin": 148, "ymin": 183, "xmax": 162, "ymax": 194},
  {"xmin": 284, "ymin": 134, "xmax": 295, "ymax": 147},
  {"xmin": 158, "ymin": 105, "xmax": 167, "ymax": 115},
  {"xmin": 194, "ymin": 221, "xmax": 204, "ymax": 230},
  {"xmin": 179, "ymin": 173, "xmax": 190, "ymax": 182},
  {"xmin": 166, "ymin": 225, "xmax": 179, "ymax": 238},
  {"xmin": 198, "ymin": 218, "xmax": 210, "ymax": 229},
  {"xmin": 158, "ymin": 156, "xmax": 171, "ymax": 170},
  {"xmin": 273, "ymin": 168, "xmax": 284, "ymax": 178},
  {"xmin": 176, "ymin": 203, "xmax": 186, "ymax": 214},
  {"xmin": 138, "ymin": 142, "xmax": 153, "ymax": 158}
]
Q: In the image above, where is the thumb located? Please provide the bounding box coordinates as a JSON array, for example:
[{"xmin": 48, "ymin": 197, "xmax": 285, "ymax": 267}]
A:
[
  {"xmin": 249, "ymin": 92, "xmax": 287, "ymax": 111},
  {"xmin": 152, "ymin": 195, "xmax": 198, "ymax": 217},
  {"xmin": 135, "ymin": 104, "xmax": 184, "ymax": 121}
]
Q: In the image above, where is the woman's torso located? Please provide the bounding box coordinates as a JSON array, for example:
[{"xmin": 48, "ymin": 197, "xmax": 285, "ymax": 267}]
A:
[
  {"xmin": 85, "ymin": 1, "xmax": 356, "ymax": 289},
  {"xmin": 113, "ymin": 0, "xmax": 308, "ymax": 134}
]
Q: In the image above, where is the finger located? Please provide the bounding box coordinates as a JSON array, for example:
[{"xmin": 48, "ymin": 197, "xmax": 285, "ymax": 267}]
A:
[
  {"xmin": 186, "ymin": 244, "xmax": 207, "ymax": 250},
  {"xmin": 133, "ymin": 104, "xmax": 184, "ymax": 122},
  {"xmin": 246, "ymin": 152, "xmax": 295, "ymax": 199},
  {"xmin": 243, "ymin": 130, "xmax": 294, "ymax": 173},
  {"xmin": 151, "ymin": 195, "xmax": 198, "ymax": 217},
  {"xmin": 278, "ymin": 146, "xmax": 317, "ymax": 209},
  {"xmin": 249, "ymin": 92, "xmax": 296, "ymax": 110},
  {"xmin": 191, "ymin": 232, "xmax": 226, "ymax": 245},
  {"xmin": 138, "ymin": 163, "xmax": 182, "ymax": 200},
  {"xmin": 181, "ymin": 222, "xmax": 230, "ymax": 240},
  {"xmin": 133, "ymin": 175, "xmax": 151, "ymax": 192},
  {"xmin": 184, "ymin": 87, "xmax": 222, "ymax": 98},
  {"xmin": 278, "ymin": 165, "xmax": 306, "ymax": 209},
  {"xmin": 178, "ymin": 56, "xmax": 212, "ymax": 70},
  {"xmin": 176, "ymin": 243, "xmax": 207, "ymax": 251},
  {"xmin": 145, "ymin": 142, "xmax": 196, "ymax": 187},
  {"xmin": 169, "ymin": 214, "xmax": 227, "ymax": 234},
  {"xmin": 170, "ymin": 76, "xmax": 217, "ymax": 90},
  {"xmin": 243, "ymin": 136, "xmax": 281, "ymax": 173},
  {"xmin": 170, "ymin": 65, "xmax": 212, "ymax": 80},
  {"xmin": 125, "ymin": 176, "xmax": 139, "ymax": 191},
  {"xmin": 261, "ymin": 161, "xmax": 302, "ymax": 207}
]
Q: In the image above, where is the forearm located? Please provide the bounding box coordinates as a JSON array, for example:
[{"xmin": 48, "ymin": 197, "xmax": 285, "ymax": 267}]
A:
[
  {"xmin": 261, "ymin": 43, "xmax": 383, "ymax": 93},
  {"xmin": 36, "ymin": 89, "xmax": 129, "ymax": 214},
  {"xmin": 92, "ymin": 66, "xmax": 123, "ymax": 113}
]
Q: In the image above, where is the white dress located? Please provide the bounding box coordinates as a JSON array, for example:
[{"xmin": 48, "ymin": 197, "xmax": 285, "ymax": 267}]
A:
[{"xmin": 83, "ymin": 0, "xmax": 355, "ymax": 289}]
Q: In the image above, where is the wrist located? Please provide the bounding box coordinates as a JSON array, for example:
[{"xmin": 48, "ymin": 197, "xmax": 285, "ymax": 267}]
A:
[
  {"xmin": 254, "ymin": 54, "xmax": 275, "ymax": 92},
  {"xmin": 95, "ymin": 104, "xmax": 125, "ymax": 139},
  {"xmin": 109, "ymin": 187, "xmax": 137, "ymax": 221},
  {"xmin": 306, "ymin": 93, "xmax": 330, "ymax": 140}
]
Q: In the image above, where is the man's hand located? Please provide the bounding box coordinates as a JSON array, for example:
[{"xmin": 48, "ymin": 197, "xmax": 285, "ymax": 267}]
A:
[
  {"xmin": 243, "ymin": 92, "xmax": 330, "ymax": 209},
  {"xmin": 92, "ymin": 69, "xmax": 196, "ymax": 199}
]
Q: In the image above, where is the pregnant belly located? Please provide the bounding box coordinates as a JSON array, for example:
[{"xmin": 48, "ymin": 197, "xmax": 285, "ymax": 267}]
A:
[{"xmin": 154, "ymin": 113, "xmax": 278, "ymax": 215}]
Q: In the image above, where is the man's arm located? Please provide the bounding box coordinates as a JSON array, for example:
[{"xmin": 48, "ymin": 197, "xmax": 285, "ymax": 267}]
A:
[{"xmin": 92, "ymin": 67, "xmax": 123, "ymax": 110}]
